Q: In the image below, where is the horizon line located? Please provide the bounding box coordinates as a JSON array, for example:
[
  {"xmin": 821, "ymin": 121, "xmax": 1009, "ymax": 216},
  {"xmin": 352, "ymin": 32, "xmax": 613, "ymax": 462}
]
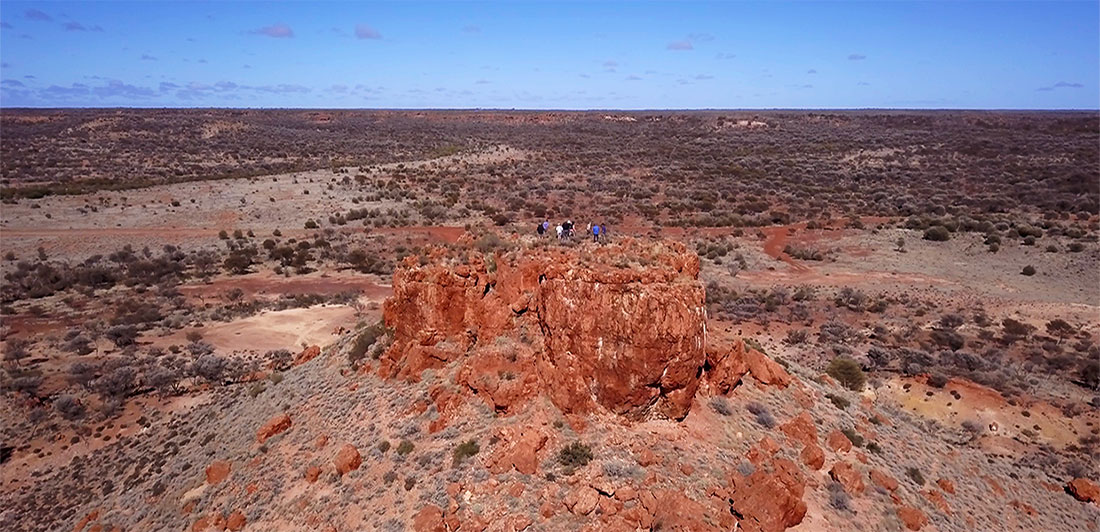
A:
[{"xmin": 1, "ymin": 106, "xmax": 1098, "ymax": 113}]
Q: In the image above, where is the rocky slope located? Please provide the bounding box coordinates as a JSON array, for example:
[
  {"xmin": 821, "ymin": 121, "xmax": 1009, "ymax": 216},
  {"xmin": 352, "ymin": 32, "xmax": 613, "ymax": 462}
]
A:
[{"xmin": 2, "ymin": 239, "xmax": 1097, "ymax": 532}]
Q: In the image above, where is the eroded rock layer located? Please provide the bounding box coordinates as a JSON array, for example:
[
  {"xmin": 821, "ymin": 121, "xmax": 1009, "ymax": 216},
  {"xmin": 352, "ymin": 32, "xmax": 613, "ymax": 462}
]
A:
[{"xmin": 380, "ymin": 238, "xmax": 787, "ymax": 420}]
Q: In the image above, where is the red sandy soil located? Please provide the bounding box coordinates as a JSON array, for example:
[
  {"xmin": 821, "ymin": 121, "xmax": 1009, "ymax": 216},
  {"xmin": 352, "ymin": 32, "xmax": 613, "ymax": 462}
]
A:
[
  {"xmin": 371, "ymin": 226, "xmax": 465, "ymax": 244},
  {"xmin": 178, "ymin": 272, "xmax": 391, "ymax": 303}
]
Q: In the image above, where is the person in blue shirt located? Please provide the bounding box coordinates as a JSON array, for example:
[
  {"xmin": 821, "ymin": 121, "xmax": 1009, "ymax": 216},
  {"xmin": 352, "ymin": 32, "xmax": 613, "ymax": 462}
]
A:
[{"xmin": 592, "ymin": 224, "xmax": 600, "ymax": 242}]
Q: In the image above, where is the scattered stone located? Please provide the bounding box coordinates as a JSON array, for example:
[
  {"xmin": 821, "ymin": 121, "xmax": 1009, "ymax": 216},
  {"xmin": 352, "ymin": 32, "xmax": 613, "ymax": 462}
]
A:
[
  {"xmin": 897, "ymin": 506, "xmax": 928, "ymax": 531},
  {"xmin": 256, "ymin": 413, "xmax": 291, "ymax": 444},
  {"xmin": 870, "ymin": 469, "xmax": 899, "ymax": 492},
  {"xmin": 825, "ymin": 429, "xmax": 852, "ymax": 453},
  {"xmin": 334, "ymin": 443, "xmax": 362, "ymax": 475},
  {"xmin": 936, "ymin": 477, "xmax": 955, "ymax": 494},
  {"xmin": 410, "ymin": 505, "xmax": 446, "ymax": 532},
  {"xmin": 204, "ymin": 460, "xmax": 231, "ymax": 485},
  {"xmin": 829, "ymin": 462, "xmax": 865, "ymax": 495}
]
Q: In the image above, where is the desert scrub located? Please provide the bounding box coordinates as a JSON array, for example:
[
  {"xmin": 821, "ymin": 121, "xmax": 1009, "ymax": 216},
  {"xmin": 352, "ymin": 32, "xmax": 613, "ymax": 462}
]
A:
[
  {"xmin": 452, "ymin": 440, "xmax": 479, "ymax": 467},
  {"xmin": 906, "ymin": 466, "xmax": 925, "ymax": 486},
  {"xmin": 923, "ymin": 225, "xmax": 950, "ymax": 241},
  {"xmin": 347, "ymin": 321, "xmax": 393, "ymax": 366},
  {"xmin": 709, "ymin": 397, "xmax": 734, "ymax": 416},
  {"xmin": 826, "ymin": 357, "xmax": 866, "ymax": 391},
  {"xmin": 825, "ymin": 393, "xmax": 850, "ymax": 410},
  {"xmin": 396, "ymin": 440, "xmax": 414, "ymax": 456},
  {"xmin": 746, "ymin": 402, "xmax": 776, "ymax": 428},
  {"xmin": 840, "ymin": 427, "xmax": 864, "ymax": 447},
  {"xmin": 558, "ymin": 441, "xmax": 593, "ymax": 471}
]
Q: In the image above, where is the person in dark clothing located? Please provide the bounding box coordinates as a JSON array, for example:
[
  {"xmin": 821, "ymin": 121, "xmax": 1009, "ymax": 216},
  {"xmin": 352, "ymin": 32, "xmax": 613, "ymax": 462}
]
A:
[{"xmin": 537, "ymin": 223, "xmax": 545, "ymax": 236}]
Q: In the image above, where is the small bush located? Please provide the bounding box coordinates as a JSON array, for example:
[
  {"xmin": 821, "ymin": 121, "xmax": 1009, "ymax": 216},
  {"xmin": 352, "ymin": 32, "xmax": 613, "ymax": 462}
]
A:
[
  {"xmin": 348, "ymin": 321, "xmax": 391, "ymax": 365},
  {"xmin": 840, "ymin": 427, "xmax": 864, "ymax": 447},
  {"xmin": 396, "ymin": 440, "xmax": 414, "ymax": 456},
  {"xmin": 709, "ymin": 397, "xmax": 733, "ymax": 416},
  {"xmin": 452, "ymin": 439, "xmax": 480, "ymax": 467},
  {"xmin": 1021, "ymin": 265, "xmax": 1036, "ymax": 276},
  {"xmin": 827, "ymin": 481, "xmax": 851, "ymax": 511},
  {"xmin": 923, "ymin": 225, "xmax": 951, "ymax": 241},
  {"xmin": 825, "ymin": 393, "xmax": 850, "ymax": 410},
  {"xmin": 826, "ymin": 357, "xmax": 866, "ymax": 391},
  {"xmin": 377, "ymin": 440, "xmax": 391, "ymax": 453},
  {"xmin": 746, "ymin": 402, "xmax": 777, "ymax": 428},
  {"xmin": 906, "ymin": 466, "xmax": 925, "ymax": 486},
  {"xmin": 558, "ymin": 441, "xmax": 593, "ymax": 469}
]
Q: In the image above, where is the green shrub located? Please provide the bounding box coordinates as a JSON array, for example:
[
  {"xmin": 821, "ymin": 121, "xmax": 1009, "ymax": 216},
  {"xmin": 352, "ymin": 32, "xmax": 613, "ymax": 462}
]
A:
[
  {"xmin": 396, "ymin": 440, "xmax": 414, "ymax": 455},
  {"xmin": 1021, "ymin": 265, "xmax": 1036, "ymax": 276},
  {"xmin": 826, "ymin": 357, "xmax": 866, "ymax": 391},
  {"xmin": 377, "ymin": 440, "xmax": 391, "ymax": 453},
  {"xmin": 452, "ymin": 439, "xmax": 480, "ymax": 467}
]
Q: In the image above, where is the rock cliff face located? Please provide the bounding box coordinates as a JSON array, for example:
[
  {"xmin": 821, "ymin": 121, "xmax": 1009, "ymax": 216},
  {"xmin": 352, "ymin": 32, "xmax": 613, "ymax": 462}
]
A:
[{"xmin": 380, "ymin": 238, "xmax": 787, "ymax": 420}]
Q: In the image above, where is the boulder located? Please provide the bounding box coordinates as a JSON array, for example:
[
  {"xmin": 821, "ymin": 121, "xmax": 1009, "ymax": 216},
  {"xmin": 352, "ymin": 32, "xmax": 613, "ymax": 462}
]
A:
[
  {"xmin": 334, "ymin": 444, "xmax": 362, "ymax": 475},
  {"xmin": 256, "ymin": 413, "xmax": 291, "ymax": 443},
  {"xmin": 293, "ymin": 345, "xmax": 321, "ymax": 366},
  {"xmin": 226, "ymin": 510, "xmax": 246, "ymax": 532},
  {"xmin": 411, "ymin": 505, "xmax": 446, "ymax": 532},
  {"xmin": 829, "ymin": 462, "xmax": 865, "ymax": 495},
  {"xmin": 869, "ymin": 469, "xmax": 898, "ymax": 492},
  {"xmin": 924, "ymin": 489, "xmax": 951, "ymax": 514},
  {"xmin": 488, "ymin": 427, "xmax": 548, "ymax": 475},
  {"xmin": 727, "ymin": 458, "xmax": 807, "ymax": 532},
  {"xmin": 936, "ymin": 478, "xmax": 955, "ymax": 494},
  {"xmin": 779, "ymin": 411, "xmax": 818, "ymax": 448},
  {"xmin": 825, "ymin": 429, "xmax": 852, "ymax": 453},
  {"xmin": 564, "ymin": 486, "xmax": 600, "ymax": 516},
  {"xmin": 897, "ymin": 506, "xmax": 928, "ymax": 530},
  {"xmin": 1067, "ymin": 477, "xmax": 1099, "ymax": 504},
  {"xmin": 204, "ymin": 460, "xmax": 231, "ymax": 485},
  {"xmin": 800, "ymin": 444, "xmax": 824, "ymax": 471}
]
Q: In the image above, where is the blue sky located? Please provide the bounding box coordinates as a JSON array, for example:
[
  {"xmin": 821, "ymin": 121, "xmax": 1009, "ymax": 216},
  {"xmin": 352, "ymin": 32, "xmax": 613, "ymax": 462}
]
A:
[{"xmin": 1, "ymin": 1, "xmax": 1097, "ymax": 109}]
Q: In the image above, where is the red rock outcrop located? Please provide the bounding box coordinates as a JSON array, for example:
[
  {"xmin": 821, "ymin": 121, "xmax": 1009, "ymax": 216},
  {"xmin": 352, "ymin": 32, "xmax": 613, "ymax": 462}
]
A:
[
  {"xmin": 379, "ymin": 238, "xmax": 787, "ymax": 420},
  {"xmin": 1068, "ymin": 477, "xmax": 1099, "ymax": 504}
]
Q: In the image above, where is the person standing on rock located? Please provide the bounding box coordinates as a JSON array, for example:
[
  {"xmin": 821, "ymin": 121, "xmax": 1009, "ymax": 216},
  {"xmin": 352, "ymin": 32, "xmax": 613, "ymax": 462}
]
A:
[
  {"xmin": 542, "ymin": 220, "xmax": 550, "ymax": 236},
  {"xmin": 537, "ymin": 222, "xmax": 545, "ymax": 237},
  {"xmin": 592, "ymin": 224, "xmax": 600, "ymax": 242},
  {"xmin": 556, "ymin": 224, "xmax": 563, "ymax": 240}
]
